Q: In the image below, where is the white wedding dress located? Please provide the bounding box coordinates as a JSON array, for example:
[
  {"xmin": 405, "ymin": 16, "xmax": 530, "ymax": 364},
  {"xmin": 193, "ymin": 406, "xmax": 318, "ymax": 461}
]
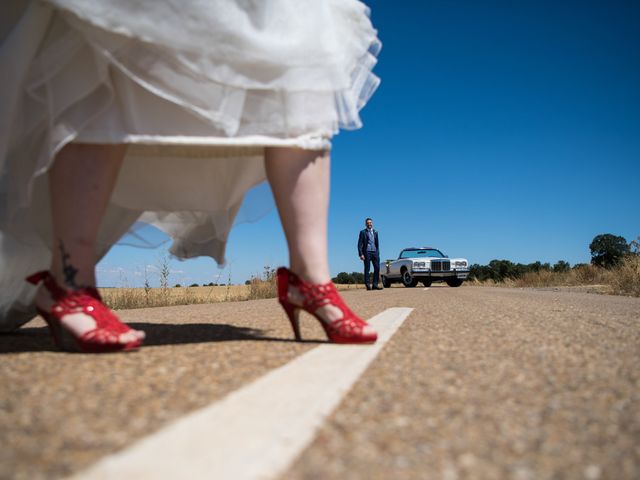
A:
[{"xmin": 0, "ymin": 0, "xmax": 380, "ymax": 330}]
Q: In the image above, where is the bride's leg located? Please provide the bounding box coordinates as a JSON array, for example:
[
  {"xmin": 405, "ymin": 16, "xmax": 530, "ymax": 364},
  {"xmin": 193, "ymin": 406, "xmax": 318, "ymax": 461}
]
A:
[
  {"xmin": 265, "ymin": 147, "xmax": 375, "ymax": 336},
  {"xmin": 40, "ymin": 143, "xmax": 144, "ymax": 343},
  {"xmin": 264, "ymin": 147, "xmax": 331, "ymax": 284},
  {"xmin": 49, "ymin": 143, "xmax": 124, "ymax": 288}
]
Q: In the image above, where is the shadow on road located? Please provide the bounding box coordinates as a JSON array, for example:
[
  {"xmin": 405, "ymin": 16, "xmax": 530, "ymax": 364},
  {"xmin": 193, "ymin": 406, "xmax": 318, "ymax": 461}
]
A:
[{"xmin": 0, "ymin": 322, "xmax": 324, "ymax": 354}]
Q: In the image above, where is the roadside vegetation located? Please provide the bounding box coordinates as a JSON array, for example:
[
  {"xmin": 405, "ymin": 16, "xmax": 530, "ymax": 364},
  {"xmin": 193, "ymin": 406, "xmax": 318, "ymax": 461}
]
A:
[
  {"xmin": 331, "ymin": 271, "xmax": 367, "ymax": 284},
  {"xmin": 469, "ymin": 234, "xmax": 640, "ymax": 297},
  {"xmin": 101, "ymin": 263, "xmax": 360, "ymax": 310},
  {"xmin": 101, "ymin": 233, "xmax": 638, "ymax": 309}
]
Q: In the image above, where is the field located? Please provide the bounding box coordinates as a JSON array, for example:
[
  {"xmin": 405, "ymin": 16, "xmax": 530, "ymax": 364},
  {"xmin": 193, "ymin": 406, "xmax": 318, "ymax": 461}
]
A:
[{"xmin": 100, "ymin": 282, "xmax": 363, "ymax": 310}]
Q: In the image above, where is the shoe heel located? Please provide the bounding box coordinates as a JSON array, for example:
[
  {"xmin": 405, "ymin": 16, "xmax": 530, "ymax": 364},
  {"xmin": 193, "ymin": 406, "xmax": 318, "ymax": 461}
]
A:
[
  {"xmin": 39, "ymin": 309, "xmax": 79, "ymax": 352},
  {"xmin": 277, "ymin": 267, "xmax": 302, "ymax": 341},
  {"xmin": 35, "ymin": 307, "xmax": 60, "ymax": 346},
  {"xmin": 44, "ymin": 319, "xmax": 64, "ymax": 349},
  {"xmin": 282, "ymin": 303, "xmax": 302, "ymax": 341}
]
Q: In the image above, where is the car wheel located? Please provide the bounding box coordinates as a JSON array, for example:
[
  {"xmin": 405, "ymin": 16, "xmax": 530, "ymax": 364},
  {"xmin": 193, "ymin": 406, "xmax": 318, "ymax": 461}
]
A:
[
  {"xmin": 422, "ymin": 280, "xmax": 432, "ymax": 287},
  {"xmin": 401, "ymin": 269, "xmax": 418, "ymax": 288},
  {"xmin": 446, "ymin": 278, "xmax": 463, "ymax": 287},
  {"xmin": 382, "ymin": 276, "xmax": 391, "ymax": 288}
]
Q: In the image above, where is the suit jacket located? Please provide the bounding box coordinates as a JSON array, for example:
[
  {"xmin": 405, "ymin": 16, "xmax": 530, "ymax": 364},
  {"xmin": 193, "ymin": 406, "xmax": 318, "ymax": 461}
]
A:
[{"xmin": 358, "ymin": 228, "xmax": 379, "ymax": 257}]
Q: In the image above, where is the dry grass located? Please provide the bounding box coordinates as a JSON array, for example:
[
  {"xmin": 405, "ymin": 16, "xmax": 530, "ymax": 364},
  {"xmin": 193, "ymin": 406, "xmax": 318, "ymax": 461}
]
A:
[
  {"xmin": 607, "ymin": 255, "xmax": 640, "ymax": 297},
  {"xmin": 474, "ymin": 256, "xmax": 640, "ymax": 297},
  {"xmin": 102, "ymin": 258, "xmax": 365, "ymax": 310},
  {"xmin": 100, "ymin": 285, "xmax": 251, "ymax": 310},
  {"xmin": 101, "ymin": 281, "xmax": 364, "ymax": 310}
]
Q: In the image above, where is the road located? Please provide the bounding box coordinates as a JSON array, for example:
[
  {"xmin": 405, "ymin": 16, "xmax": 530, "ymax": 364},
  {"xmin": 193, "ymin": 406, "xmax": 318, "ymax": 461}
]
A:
[{"xmin": 1, "ymin": 286, "xmax": 639, "ymax": 479}]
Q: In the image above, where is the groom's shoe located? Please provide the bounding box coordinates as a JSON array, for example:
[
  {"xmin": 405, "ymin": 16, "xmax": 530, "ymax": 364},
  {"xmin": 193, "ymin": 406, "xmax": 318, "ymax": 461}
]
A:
[{"xmin": 365, "ymin": 285, "xmax": 372, "ymax": 290}]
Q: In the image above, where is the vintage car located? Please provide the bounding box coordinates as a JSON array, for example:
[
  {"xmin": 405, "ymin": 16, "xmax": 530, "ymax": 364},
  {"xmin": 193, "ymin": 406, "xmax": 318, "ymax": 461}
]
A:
[{"xmin": 381, "ymin": 247, "xmax": 470, "ymax": 288}]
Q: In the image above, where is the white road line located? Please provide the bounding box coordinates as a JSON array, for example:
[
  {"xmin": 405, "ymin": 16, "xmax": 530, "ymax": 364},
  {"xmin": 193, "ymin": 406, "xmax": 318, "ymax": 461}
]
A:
[{"xmin": 70, "ymin": 307, "xmax": 413, "ymax": 480}]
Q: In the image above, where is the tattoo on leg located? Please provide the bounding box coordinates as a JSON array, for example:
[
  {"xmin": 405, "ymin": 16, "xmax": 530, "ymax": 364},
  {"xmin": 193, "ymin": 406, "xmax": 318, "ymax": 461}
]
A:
[{"xmin": 58, "ymin": 241, "xmax": 83, "ymax": 289}]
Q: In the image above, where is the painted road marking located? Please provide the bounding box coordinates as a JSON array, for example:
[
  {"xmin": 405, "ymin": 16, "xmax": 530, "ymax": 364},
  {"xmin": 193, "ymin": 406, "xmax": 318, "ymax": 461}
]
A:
[{"xmin": 70, "ymin": 307, "xmax": 413, "ymax": 480}]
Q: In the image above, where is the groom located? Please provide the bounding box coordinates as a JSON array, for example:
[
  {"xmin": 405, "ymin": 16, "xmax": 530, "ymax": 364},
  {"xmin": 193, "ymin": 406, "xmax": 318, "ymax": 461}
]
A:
[{"xmin": 357, "ymin": 217, "xmax": 382, "ymax": 290}]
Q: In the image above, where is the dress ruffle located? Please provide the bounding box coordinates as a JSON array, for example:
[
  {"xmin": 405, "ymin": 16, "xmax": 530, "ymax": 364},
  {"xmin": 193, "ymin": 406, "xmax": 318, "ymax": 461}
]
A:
[{"xmin": 0, "ymin": 0, "xmax": 381, "ymax": 329}]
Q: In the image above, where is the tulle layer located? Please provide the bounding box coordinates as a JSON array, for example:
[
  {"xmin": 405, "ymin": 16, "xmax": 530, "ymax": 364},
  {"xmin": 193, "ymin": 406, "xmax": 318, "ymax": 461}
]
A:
[{"xmin": 0, "ymin": 0, "xmax": 381, "ymax": 328}]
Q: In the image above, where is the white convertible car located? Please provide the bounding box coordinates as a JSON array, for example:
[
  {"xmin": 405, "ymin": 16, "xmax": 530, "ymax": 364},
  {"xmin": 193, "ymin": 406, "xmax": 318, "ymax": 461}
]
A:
[{"xmin": 381, "ymin": 247, "xmax": 470, "ymax": 288}]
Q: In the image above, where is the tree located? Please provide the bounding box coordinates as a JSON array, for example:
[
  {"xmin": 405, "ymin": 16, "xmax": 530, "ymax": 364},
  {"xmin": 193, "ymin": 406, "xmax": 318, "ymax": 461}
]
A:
[
  {"xmin": 331, "ymin": 271, "xmax": 367, "ymax": 284},
  {"xmin": 332, "ymin": 272, "xmax": 354, "ymax": 284},
  {"xmin": 469, "ymin": 263, "xmax": 493, "ymax": 281},
  {"xmin": 589, "ymin": 234, "xmax": 629, "ymax": 268},
  {"xmin": 351, "ymin": 272, "xmax": 365, "ymax": 284},
  {"xmin": 553, "ymin": 260, "xmax": 571, "ymax": 273},
  {"xmin": 488, "ymin": 259, "xmax": 519, "ymax": 281}
]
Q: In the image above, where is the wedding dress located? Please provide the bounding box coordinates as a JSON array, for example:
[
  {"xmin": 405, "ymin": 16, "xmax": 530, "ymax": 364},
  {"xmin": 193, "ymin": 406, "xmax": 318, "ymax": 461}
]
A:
[{"xmin": 0, "ymin": 0, "xmax": 380, "ymax": 330}]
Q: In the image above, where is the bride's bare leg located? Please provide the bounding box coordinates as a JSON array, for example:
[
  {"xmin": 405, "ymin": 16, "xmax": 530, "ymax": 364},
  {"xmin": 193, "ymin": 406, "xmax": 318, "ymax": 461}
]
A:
[
  {"xmin": 50, "ymin": 144, "xmax": 123, "ymax": 287},
  {"xmin": 265, "ymin": 148, "xmax": 331, "ymax": 284},
  {"xmin": 39, "ymin": 143, "xmax": 143, "ymax": 342},
  {"xmin": 265, "ymin": 147, "xmax": 374, "ymax": 334}
]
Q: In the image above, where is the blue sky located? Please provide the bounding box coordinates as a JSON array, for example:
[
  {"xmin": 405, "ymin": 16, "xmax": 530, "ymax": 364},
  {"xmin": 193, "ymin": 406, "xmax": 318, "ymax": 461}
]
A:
[{"xmin": 98, "ymin": 0, "xmax": 640, "ymax": 287}]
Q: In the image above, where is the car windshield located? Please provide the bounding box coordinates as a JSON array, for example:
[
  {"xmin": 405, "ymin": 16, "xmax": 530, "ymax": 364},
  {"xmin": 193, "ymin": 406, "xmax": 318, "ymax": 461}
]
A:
[{"xmin": 399, "ymin": 249, "xmax": 445, "ymax": 259}]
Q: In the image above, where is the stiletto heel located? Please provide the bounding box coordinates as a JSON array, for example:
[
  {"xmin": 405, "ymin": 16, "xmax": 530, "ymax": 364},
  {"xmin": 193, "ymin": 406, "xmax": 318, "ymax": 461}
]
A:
[
  {"xmin": 276, "ymin": 267, "xmax": 377, "ymax": 344},
  {"xmin": 283, "ymin": 304, "xmax": 302, "ymax": 341},
  {"xmin": 26, "ymin": 271, "xmax": 143, "ymax": 353}
]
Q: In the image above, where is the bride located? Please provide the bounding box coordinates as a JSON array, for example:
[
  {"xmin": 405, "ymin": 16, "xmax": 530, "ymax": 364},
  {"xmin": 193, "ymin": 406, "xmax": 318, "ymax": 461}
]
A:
[{"xmin": 0, "ymin": 0, "xmax": 381, "ymax": 352}]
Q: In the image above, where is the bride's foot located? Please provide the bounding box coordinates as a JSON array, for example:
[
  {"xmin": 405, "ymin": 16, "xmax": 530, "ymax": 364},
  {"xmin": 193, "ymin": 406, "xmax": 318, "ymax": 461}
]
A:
[
  {"xmin": 277, "ymin": 267, "xmax": 377, "ymax": 343},
  {"xmin": 27, "ymin": 271, "xmax": 144, "ymax": 353}
]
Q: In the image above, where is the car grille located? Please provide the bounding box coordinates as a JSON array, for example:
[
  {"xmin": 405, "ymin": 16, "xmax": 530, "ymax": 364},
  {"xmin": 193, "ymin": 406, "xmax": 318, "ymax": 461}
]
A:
[{"xmin": 431, "ymin": 260, "xmax": 450, "ymax": 272}]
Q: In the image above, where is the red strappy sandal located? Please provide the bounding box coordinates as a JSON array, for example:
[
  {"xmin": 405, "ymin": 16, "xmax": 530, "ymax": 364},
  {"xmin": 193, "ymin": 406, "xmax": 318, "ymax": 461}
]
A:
[
  {"xmin": 277, "ymin": 267, "xmax": 377, "ymax": 344},
  {"xmin": 26, "ymin": 271, "xmax": 143, "ymax": 353}
]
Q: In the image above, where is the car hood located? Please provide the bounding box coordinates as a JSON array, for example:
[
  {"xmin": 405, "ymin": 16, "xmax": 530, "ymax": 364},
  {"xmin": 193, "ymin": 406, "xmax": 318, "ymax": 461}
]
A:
[{"xmin": 402, "ymin": 257, "xmax": 468, "ymax": 263}]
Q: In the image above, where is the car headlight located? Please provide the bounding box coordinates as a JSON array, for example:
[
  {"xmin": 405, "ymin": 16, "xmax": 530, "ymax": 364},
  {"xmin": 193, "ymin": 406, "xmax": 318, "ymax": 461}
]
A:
[
  {"xmin": 454, "ymin": 261, "xmax": 468, "ymax": 268},
  {"xmin": 413, "ymin": 261, "xmax": 427, "ymax": 268}
]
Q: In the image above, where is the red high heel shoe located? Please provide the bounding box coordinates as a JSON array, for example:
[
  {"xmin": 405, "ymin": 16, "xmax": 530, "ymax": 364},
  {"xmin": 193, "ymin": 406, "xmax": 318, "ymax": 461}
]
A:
[
  {"xmin": 26, "ymin": 271, "xmax": 143, "ymax": 353},
  {"xmin": 277, "ymin": 267, "xmax": 377, "ymax": 344}
]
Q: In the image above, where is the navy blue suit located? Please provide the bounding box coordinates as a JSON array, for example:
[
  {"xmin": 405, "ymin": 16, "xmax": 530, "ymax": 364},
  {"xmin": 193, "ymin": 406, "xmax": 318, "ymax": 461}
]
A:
[{"xmin": 357, "ymin": 228, "xmax": 380, "ymax": 288}]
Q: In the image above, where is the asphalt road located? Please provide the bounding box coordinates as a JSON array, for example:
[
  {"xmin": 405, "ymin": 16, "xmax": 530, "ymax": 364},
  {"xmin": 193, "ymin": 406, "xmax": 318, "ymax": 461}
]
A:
[{"xmin": 1, "ymin": 286, "xmax": 639, "ymax": 479}]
